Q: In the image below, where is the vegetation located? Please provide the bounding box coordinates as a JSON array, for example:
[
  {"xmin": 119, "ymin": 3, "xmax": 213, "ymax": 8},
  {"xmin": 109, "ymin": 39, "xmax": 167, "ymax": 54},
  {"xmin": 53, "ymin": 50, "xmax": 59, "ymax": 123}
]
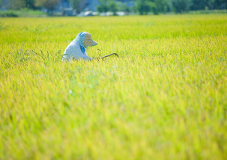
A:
[
  {"xmin": 0, "ymin": 9, "xmax": 46, "ymax": 17},
  {"xmin": 1, "ymin": 0, "xmax": 226, "ymax": 16},
  {"xmin": 0, "ymin": 10, "xmax": 18, "ymax": 17},
  {"xmin": 136, "ymin": 0, "xmax": 227, "ymax": 15},
  {"xmin": 109, "ymin": 1, "xmax": 118, "ymax": 15},
  {"xmin": 8, "ymin": 0, "xmax": 36, "ymax": 10},
  {"xmin": 172, "ymin": 0, "xmax": 192, "ymax": 13},
  {"xmin": 97, "ymin": 0, "xmax": 110, "ymax": 15},
  {"xmin": 0, "ymin": 14, "xmax": 227, "ymax": 159},
  {"xmin": 34, "ymin": 0, "xmax": 60, "ymax": 14},
  {"xmin": 69, "ymin": 0, "xmax": 82, "ymax": 13},
  {"xmin": 137, "ymin": 0, "xmax": 151, "ymax": 15}
]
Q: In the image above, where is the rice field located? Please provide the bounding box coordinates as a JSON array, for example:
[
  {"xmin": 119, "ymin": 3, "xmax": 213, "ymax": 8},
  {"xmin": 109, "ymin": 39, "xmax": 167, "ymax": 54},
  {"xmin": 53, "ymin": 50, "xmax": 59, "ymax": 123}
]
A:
[{"xmin": 0, "ymin": 14, "xmax": 227, "ymax": 160}]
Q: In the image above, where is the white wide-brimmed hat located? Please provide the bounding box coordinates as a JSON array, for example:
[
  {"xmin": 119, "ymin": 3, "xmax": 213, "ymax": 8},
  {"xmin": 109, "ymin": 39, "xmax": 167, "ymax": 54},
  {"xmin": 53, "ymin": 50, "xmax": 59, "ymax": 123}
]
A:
[{"xmin": 84, "ymin": 32, "xmax": 98, "ymax": 47}]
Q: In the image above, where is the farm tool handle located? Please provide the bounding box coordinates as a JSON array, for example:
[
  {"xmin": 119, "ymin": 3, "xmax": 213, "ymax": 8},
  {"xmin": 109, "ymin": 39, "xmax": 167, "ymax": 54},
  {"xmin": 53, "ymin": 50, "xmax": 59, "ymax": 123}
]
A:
[{"xmin": 101, "ymin": 53, "xmax": 119, "ymax": 59}]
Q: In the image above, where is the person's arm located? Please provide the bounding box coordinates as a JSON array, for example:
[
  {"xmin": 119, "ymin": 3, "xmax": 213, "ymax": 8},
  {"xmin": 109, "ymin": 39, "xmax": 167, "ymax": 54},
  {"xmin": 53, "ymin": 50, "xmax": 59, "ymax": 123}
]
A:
[{"xmin": 70, "ymin": 44, "xmax": 88, "ymax": 61}]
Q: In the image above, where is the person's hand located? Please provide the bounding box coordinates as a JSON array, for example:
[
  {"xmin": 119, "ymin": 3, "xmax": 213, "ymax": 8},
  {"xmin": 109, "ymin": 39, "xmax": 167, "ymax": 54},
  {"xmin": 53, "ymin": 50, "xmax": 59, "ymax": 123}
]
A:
[{"xmin": 92, "ymin": 57, "xmax": 101, "ymax": 61}]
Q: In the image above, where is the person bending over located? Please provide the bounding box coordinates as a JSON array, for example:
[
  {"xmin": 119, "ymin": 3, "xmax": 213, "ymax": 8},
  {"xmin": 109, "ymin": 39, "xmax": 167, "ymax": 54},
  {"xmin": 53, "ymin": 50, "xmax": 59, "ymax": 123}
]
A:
[{"xmin": 62, "ymin": 31, "xmax": 98, "ymax": 61}]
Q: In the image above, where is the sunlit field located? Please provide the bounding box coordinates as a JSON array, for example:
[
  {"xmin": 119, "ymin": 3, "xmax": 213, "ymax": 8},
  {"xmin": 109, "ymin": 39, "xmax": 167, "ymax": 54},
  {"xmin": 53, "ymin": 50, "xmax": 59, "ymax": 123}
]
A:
[{"xmin": 0, "ymin": 14, "xmax": 227, "ymax": 159}]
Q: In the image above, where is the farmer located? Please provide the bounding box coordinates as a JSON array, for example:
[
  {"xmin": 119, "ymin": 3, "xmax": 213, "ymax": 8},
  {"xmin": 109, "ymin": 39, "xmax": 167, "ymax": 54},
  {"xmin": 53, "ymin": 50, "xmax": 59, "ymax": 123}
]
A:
[{"xmin": 62, "ymin": 31, "xmax": 98, "ymax": 61}]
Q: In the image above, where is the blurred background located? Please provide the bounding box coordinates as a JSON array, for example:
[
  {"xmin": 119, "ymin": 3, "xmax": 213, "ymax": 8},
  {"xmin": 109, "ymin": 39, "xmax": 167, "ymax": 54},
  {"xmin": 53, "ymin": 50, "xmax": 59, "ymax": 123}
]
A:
[{"xmin": 0, "ymin": 0, "xmax": 226, "ymax": 17}]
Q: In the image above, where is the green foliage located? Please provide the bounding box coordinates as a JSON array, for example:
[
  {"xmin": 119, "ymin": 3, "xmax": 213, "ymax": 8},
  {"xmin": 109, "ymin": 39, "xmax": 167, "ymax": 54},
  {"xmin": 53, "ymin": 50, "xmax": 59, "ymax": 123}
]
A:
[
  {"xmin": 8, "ymin": 0, "xmax": 36, "ymax": 10},
  {"xmin": 137, "ymin": 0, "xmax": 151, "ymax": 15},
  {"xmin": 3, "ymin": 0, "xmax": 227, "ymax": 15},
  {"xmin": 213, "ymin": 0, "xmax": 227, "ymax": 9},
  {"xmin": 0, "ymin": 9, "xmax": 46, "ymax": 17},
  {"xmin": 24, "ymin": 0, "xmax": 35, "ymax": 9},
  {"xmin": 120, "ymin": 3, "xmax": 130, "ymax": 13},
  {"xmin": 9, "ymin": 0, "xmax": 26, "ymax": 9},
  {"xmin": 172, "ymin": 0, "xmax": 192, "ymax": 13},
  {"xmin": 97, "ymin": 0, "xmax": 110, "ymax": 15},
  {"xmin": 150, "ymin": 2, "xmax": 158, "ymax": 14},
  {"xmin": 0, "ymin": 11, "xmax": 18, "ymax": 17},
  {"xmin": 191, "ymin": 0, "xmax": 215, "ymax": 10},
  {"xmin": 171, "ymin": 0, "xmax": 226, "ymax": 12},
  {"xmin": 152, "ymin": 0, "xmax": 167, "ymax": 13},
  {"xmin": 35, "ymin": 0, "xmax": 59, "ymax": 11},
  {"xmin": 137, "ymin": 0, "xmax": 168, "ymax": 15},
  {"xmin": 136, "ymin": 0, "xmax": 226, "ymax": 14},
  {"xmin": 109, "ymin": 1, "xmax": 118, "ymax": 15},
  {"xmin": 69, "ymin": 0, "xmax": 82, "ymax": 13},
  {"xmin": 97, "ymin": 4, "xmax": 109, "ymax": 14}
]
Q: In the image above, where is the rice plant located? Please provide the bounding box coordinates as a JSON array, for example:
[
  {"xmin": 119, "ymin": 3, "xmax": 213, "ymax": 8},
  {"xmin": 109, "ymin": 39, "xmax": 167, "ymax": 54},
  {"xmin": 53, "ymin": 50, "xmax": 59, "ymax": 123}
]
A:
[{"xmin": 0, "ymin": 14, "xmax": 227, "ymax": 160}]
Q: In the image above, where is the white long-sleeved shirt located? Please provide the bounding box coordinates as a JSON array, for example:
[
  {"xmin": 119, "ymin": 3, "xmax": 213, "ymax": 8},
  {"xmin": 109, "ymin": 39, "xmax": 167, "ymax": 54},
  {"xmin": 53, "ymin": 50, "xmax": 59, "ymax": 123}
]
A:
[{"xmin": 62, "ymin": 41, "xmax": 90, "ymax": 61}]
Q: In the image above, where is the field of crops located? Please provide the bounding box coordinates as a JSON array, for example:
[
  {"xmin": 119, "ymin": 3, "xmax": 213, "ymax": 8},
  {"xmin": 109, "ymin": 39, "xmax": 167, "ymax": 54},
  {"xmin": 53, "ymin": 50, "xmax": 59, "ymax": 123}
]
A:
[{"xmin": 0, "ymin": 14, "xmax": 227, "ymax": 159}]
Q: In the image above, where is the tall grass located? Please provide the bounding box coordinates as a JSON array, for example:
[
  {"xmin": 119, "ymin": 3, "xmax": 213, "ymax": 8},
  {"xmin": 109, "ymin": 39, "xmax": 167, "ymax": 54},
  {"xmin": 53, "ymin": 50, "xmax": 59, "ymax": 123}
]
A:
[{"xmin": 0, "ymin": 14, "xmax": 227, "ymax": 159}]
